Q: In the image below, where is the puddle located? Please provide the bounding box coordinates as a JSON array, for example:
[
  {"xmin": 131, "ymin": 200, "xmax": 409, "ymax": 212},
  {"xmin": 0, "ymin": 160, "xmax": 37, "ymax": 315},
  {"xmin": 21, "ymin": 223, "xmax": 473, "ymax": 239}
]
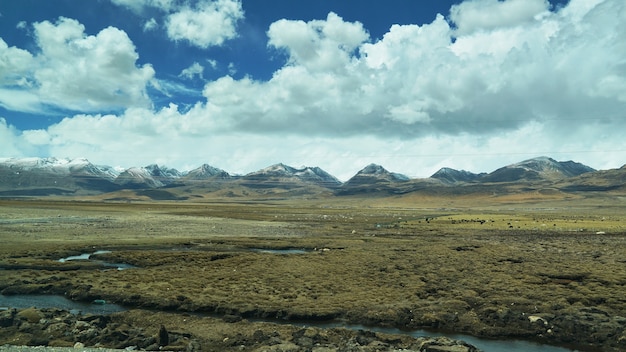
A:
[
  {"xmin": 0, "ymin": 294, "xmax": 582, "ymax": 351},
  {"xmin": 58, "ymin": 250, "xmax": 136, "ymax": 270}
]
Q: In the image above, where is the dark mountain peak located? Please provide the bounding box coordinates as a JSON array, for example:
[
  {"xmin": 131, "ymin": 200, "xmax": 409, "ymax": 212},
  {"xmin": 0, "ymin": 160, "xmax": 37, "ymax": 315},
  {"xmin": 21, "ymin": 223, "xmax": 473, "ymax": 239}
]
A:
[{"xmin": 431, "ymin": 167, "xmax": 484, "ymax": 184}]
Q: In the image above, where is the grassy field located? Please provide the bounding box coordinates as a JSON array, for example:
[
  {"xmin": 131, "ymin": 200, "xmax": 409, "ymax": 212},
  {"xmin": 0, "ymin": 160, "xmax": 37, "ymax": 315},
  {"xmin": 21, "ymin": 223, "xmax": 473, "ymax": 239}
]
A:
[{"xmin": 1, "ymin": 196, "xmax": 625, "ymax": 351}]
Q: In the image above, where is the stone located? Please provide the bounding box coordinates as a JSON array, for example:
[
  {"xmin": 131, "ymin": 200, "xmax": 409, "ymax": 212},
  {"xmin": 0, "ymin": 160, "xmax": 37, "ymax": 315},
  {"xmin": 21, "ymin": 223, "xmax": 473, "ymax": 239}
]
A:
[
  {"xmin": 17, "ymin": 308, "xmax": 43, "ymax": 324},
  {"xmin": 158, "ymin": 324, "xmax": 169, "ymax": 346}
]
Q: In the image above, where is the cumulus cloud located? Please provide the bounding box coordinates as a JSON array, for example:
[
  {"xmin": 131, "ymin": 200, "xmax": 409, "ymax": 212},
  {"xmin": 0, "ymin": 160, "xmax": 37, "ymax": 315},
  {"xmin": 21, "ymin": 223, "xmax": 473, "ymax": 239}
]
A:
[
  {"xmin": 4, "ymin": 0, "xmax": 625, "ymax": 178},
  {"xmin": 450, "ymin": 0, "xmax": 550, "ymax": 36},
  {"xmin": 267, "ymin": 12, "xmax": 369, "ymax": 72},
  {"xmin": 197, "ymin": 0, "xmax": 625, "ymax": 139},
  {"xmin": 166, "ymin": 0, "xmax": 244, "ymax": 48},
  {"xmin": 0, "ymin": 18, "xmax": 154, "ymax": 113},
  {"xmin": 0, "ymin": 38, "xmax": 34, "ymax": 86}
]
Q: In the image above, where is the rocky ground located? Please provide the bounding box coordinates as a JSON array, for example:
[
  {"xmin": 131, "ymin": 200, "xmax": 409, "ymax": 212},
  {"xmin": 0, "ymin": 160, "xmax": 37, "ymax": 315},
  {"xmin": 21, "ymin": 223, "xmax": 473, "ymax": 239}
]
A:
[
  {"xmin": 0, "ymin": 307, "xmax": 479, "ymax": 351},
  {"xmin": 1, "ymin": 199, "xmax": 625, "ymax": 351}
]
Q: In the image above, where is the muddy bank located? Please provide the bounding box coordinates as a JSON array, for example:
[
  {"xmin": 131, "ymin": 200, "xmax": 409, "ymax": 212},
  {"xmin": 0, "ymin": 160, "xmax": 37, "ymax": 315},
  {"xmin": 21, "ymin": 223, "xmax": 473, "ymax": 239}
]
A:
[{"xmin": 0, "ymin": 307, "xmax": 479, "ymax": 351}]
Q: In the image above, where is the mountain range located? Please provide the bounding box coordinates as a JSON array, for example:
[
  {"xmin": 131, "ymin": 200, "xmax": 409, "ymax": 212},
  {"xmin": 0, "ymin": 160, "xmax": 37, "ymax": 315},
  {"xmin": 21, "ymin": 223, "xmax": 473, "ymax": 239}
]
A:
[{"xmin": 0, "ymin": 156, "xmax": 624, "ymax": 199}]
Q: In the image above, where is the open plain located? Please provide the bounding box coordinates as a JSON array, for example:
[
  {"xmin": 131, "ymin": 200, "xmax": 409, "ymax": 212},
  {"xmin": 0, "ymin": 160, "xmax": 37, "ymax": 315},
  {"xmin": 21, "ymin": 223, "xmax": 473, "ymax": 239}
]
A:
[{"xmin": 1, "ymin": 195, "xmax": 625, "ymax": 351}]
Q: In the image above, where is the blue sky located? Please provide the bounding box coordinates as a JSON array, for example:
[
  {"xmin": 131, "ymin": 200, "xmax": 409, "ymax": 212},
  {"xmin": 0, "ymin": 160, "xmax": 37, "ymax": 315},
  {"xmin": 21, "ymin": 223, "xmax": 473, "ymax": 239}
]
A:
[{"xmin": 0, "ymin": 0, "xmax": 624, "ymax": 180}]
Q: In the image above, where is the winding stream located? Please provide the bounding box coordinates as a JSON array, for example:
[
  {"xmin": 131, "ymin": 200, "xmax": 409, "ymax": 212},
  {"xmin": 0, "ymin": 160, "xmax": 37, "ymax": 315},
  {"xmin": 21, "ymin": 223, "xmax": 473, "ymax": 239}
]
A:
[{"xmin": 0, "ymin": 294, "xmax": 582, "ymax": 352}]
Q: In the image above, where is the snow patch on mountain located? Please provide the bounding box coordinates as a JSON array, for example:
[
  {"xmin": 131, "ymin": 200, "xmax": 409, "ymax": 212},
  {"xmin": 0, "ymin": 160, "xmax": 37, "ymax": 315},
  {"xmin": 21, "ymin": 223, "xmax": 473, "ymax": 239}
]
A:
[{"xmin": 245, "ymin": 163, "xmax": 341, "ymax": 188}]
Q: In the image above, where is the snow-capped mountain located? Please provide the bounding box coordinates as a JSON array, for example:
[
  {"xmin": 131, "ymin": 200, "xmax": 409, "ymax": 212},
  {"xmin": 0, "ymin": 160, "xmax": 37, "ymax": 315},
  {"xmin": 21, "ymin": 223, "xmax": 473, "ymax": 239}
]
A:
[
  {"xmin": 0, "ymin": 157, "xmax": 121, "ymax": 195},
  {"xmin": 0, "ymin": 156, "xmax": 618, "ymax": 199},
  {"xmin": 114, "ymin": 164, "xmax": 185, "ymax": 189},
  {"xmin": 480, "ymin": 156, "xmax": 595, "ymax": 183},
  {"xmin": 183, "ymin": 164, "xmax": 231, "ymax": 180},
  {"xmin": 243, "ymin": 163, "xmax": 341, "ymax": 189},
  {"xmin": 337, "ymin": 164, "xmax": 410, "ymax": 195},
  {"xmin": 431, "ymin": 167, "xmax": 485, "ymax": 184},
  {"xmin": 145, "ymin": 164, "xmax": 183, "ymax": 179},
  {"xmin": 0, "ymin": 157, "xmax": 119, "ymax": 180}
]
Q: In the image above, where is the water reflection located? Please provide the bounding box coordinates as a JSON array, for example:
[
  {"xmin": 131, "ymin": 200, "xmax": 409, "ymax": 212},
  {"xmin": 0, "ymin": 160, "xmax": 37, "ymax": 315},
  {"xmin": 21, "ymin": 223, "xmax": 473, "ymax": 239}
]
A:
[{"xmin": 58, "ymin": 250, "xmax": 136, "ymax": 270}]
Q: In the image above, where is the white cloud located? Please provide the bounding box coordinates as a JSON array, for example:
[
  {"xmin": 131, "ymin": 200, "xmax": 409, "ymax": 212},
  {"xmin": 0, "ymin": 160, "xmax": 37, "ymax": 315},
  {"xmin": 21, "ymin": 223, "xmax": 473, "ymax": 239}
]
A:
[
  {"xmin": 166, "ymin": 0, "xmax": 244, "ymax": 48},
  {"xmin": 0, "ymin": 118, "xmax": 40, "ymax": 157},
  {"xmin": 450, "ymin": 0, "xmax": 550, "ymax": 36},
  {"xmin": 143, "ymin": 18, "xmax": 158, "ymax": 32},
  {"xmin": 179, "ymin": 62, "xmax": 204, "ymax": 80},
  {"xmin": 268, "ymin": 12, "xmax": 369, "ymax": 72},
  {"xmin": 5, "ymin": 0, "xmax": 626, "ymax": 178},
  {"xmin": 0, "ymin": 38, "xmax": 34, "ymax": 86},
  {"xmin": 32, "ymin": 18, "xmax": 155, "ymax": 112},
  {"xmin": 110, "ymin": 0, "xmax": 175, "ymax": 13},
  {"xmin": 0, "ymin": 18, "xmax": 155, "ymax": 114}
]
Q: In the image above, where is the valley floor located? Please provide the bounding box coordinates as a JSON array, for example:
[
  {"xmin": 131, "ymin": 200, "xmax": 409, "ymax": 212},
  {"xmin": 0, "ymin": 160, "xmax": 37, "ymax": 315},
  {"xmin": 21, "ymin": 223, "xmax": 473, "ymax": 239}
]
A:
[{"xmin": 0, "ymin": 197, "xmax": 625, "ymax": 351}]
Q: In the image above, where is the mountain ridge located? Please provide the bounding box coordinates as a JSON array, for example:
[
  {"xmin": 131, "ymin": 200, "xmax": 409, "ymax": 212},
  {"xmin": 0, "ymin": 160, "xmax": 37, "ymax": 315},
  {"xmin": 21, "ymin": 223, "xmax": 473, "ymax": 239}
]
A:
[{"xmin": 0, "ymin": 156, "xmax": 621, "ymax": 198}]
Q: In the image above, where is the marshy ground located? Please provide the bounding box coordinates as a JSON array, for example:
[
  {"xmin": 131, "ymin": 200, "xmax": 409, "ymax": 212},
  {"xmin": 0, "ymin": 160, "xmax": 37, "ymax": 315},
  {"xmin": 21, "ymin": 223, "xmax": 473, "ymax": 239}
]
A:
[{"xmin": 0, "ymin": 196, "xmax": 625, "ymax": 351}]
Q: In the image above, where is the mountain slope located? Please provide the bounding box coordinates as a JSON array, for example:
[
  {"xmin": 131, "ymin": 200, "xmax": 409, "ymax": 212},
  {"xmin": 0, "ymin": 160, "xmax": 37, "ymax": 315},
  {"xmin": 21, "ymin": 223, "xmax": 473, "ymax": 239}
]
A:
[{"xmin": 556, "ymin": 164, "xmax": 626, "ymax": 192}]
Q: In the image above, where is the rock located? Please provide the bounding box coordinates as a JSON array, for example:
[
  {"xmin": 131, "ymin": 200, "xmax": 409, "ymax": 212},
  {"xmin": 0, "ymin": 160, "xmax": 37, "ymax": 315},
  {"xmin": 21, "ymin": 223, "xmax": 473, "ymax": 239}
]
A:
[
  {"xmin": 158, "ymin": 324, "xmax": 169, "ymax": 346},
  {"xmin": 0, "ymin": 309, "xmax": 15, "ymax": 327},
  {"xmin": 418, "ymin": 337, "xmax": 480, "ymax": 352},
  {"xmin": 16, "ymin": 307, "xmax": 43, "ymax": 323}
]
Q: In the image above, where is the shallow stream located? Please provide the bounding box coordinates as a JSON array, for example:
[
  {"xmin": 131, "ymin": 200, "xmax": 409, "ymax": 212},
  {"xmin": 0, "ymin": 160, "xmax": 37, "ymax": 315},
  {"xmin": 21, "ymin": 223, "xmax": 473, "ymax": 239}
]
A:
[
  {"xmin": 0, "ymin": 294, "xmax": 582, "ymax": 352},
  {"xmin": 57, "ymin": 250, "xmax": 136, "ymax": 270}
]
